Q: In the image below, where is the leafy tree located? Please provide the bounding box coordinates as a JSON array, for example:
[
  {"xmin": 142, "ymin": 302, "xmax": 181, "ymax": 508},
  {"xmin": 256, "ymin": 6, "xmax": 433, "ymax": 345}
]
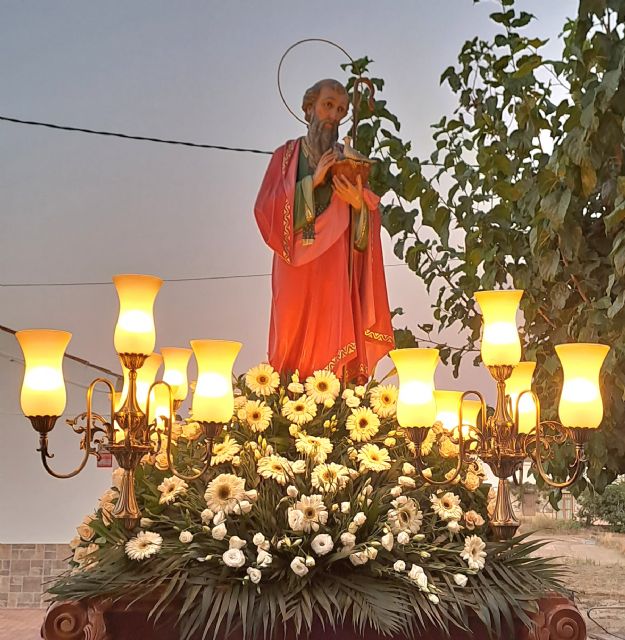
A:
[
  {"xmin": 578, "ymin": 482, "xmax": 625, "ymax": 531},
  {"xmin": 347, "ymin": 0, "xmax": 625, "ymax": 492}
]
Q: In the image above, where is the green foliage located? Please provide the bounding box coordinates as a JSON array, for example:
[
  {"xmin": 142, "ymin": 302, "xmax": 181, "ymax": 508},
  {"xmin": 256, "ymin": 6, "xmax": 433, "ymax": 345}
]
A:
[
  {"xmin": 50, "ymin": 370, "xmax": 563, "ymax": 640},
  {"xmin": 578, "ymin": 481, "xmax": 625, "ymax": 531},
  {"xmin": 346, "ymin": 0, "xmax": 625, "ymax": 490}
]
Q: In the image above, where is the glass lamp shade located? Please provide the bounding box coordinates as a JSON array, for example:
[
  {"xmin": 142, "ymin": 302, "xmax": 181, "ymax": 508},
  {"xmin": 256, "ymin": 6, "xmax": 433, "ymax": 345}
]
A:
[
  {"xmin": 556, "ymin": 343, "xmax": 610, "ymax": 429},
  {"xmin": 191, "ymin": 339, "xmax": 242, "ymax": 423},
  {"xmin": 135, "ymin": 353, "xmax": 163, "ymax": 412},
  {"xmin": 434, "ymin": 390, "xmax": 463, "ymax": 431},
  {"xmin": 16, "ymin": 330, "xmax": 71, "ymax": 417},
  {"xmin": 475, "ymin": 289, "xmax": 523, "ymax": 367},
  {"xmin": 389, "ymin": 348, "xmax": 439, "ymax": 428},
  {"xmin": 115, "ymin": 363, "xmax": 130, "ymax": 411},
  {"xmin": 148, "ymin": 384, "xmax": 172, "ymax": 430},
  {"xmin": 506, "ymin": 361, "xmax": 537, "ymax": 434},
  {"xmin": 113, "ymin": 274, "xmax": 163, "ymax": 356},
  {"xmin": 161, "ymin": 347, "xmax": 192, "ymax": 402},
  {"xmin": 462, "ymin": 399, "xmax": 482, "ymax": 429}
]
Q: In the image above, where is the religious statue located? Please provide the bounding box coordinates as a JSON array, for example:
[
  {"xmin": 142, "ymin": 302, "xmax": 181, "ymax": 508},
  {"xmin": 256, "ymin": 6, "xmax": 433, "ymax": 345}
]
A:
[{"xmin": 254, "ymin": 78, "xmax": 394, "ymax": 381}]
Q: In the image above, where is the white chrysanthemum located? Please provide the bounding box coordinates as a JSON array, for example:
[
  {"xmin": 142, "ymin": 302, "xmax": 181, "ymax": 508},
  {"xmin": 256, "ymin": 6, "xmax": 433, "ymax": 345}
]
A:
[
  {"xmin": 257, "ymin": 454, "xmax": 292, "ymax": 485},
  {"xmin": 211, "ymin": 435, "xmax": 242, "ymax": 466},
  {"xmin": 310, "ymin": 533, "xmax": 334, "ymax": 556},
  {"xmin": 283, "ymin": 396, "xmax": 317, "ymax": 425},
  {"xmin": 245, "ymin": 363, "xmax": 280, "ymax": 396},
  {"xmin": 158, "ymin": 476, "xmax": 189, "ymax": 505},
  {"xmin": 461, "ymin": 535, "xmax": 487, "ymax": 570},
  {"xmin": 292, "ymin": 494, "xmax": 328, "ymax": 533},
  {"xmin": 311, "ymin": 462, "xmax": 350, "ymax": 493},
  {"xmin": 243, "ymin": 399, "xmax": 273, "ymax": 432},
  {"xmin": 295, "ymin": 434, "xmax": 333, "ymax": 464},
  {"xmin": 430, "ymin": 492, "xmax": 463, "ymax": 522},
  {"xmin": 204, "ymin": 474, "xmax": 247, "ymax": 514},
  {"xmin": 357, "ymin": 444, "xmax": 392, "ymax": 472},
  {"xmin": 305, "ymin": 370, "xmax": 340, "ymax": 404},
  {"xmin": 369, "ymin": 384, "xmax": 398, "ymax": 418},
  {"xmin": 179, "ymin": 531, "xmax": 193, "ymax": 544},
  {"xmin": 125, "ymin": 531, "xmax": 163, "ymax": 561},
  {"xmin": 222, "ymin": 548, "xmax": 246, "ymax": 568},
  {"xmin": 388, "ymin": 497, "xmax": 423, "ymax": 535},
  {"xmin": 346, "ymin": 407, "xmax": 380, "ymax": 442}
]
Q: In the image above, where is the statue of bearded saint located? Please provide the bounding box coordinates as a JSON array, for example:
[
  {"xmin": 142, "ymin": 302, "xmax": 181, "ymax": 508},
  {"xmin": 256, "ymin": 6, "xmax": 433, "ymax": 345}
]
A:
[{"xmin": 254, "ymin": 78, "xmax": 394, "ymax": 382}]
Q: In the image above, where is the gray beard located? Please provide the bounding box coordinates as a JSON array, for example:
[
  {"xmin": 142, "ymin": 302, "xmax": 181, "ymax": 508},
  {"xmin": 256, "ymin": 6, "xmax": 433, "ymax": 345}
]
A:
[{"xmin": 306, "ymin": 114, "xmax": 339, "ymax": 166}]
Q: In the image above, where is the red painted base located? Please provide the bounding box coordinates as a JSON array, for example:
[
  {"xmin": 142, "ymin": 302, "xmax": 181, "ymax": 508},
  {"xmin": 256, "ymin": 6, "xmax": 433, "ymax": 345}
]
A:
[{"xmin": 40, "ymin": 592, "xmax": 586, "ymax": 640}]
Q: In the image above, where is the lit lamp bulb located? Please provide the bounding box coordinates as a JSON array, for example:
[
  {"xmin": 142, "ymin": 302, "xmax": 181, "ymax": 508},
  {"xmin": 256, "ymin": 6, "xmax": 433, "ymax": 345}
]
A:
[
  {"xmin": 506, "ymin": 361, "xmax": 537, "ymax": 434},
  {"xmin": 161, "ymin": 347, "xmax": 192, "ymax": 403},
  {"xmin": 389, "ymin": 348, "xmax": 439, "ymax": 428},
  {"xmin": 113, "ymin": 274, "xmax": 162, "ymax": 357},
  {"xmin": 16, "ymin": 330, "xmax": 71, "ymax": 420},
  {"xmin": 135, "ymin": 353, "xmax": 163, "ymax": 412},
  {"xmin": 475, "ymin": 290, "xmax": 523, "ymax": 367},
  {"xmin": 556, "ymin": 343, "xmax": 609, "ymax": 429},
  {"xmin": 148, "ymin": 383, "xmax": 171, "ymax": 431},
  {"xmin": 434, "ymin": 390, "xmax": 463, "ymax": 431},
  {"xmin": 191, "ymin": 339, "xmax": 242, "ymax": 424}
]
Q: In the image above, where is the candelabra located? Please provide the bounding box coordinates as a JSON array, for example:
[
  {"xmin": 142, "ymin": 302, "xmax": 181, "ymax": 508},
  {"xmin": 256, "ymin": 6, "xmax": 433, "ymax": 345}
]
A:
[
  {"xmin": 391, "ymin": 289, "xmax": 609, "ymax": 540},
  {"xmin": 16, "ymin": 274, "xmax": 240, "ymax": 529}
]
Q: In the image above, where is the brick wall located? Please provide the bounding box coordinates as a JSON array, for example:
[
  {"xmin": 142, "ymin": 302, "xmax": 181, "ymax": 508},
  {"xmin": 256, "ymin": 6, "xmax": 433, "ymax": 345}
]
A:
[{"xmin": 0, "ymin": 544, "xmax": 69, "ymax": 608}]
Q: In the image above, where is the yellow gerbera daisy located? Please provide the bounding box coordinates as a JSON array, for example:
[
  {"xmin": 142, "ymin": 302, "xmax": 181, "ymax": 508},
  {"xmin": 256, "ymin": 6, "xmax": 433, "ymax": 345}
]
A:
[
  {"xmin": 245, "ymin": 363, "xmax": 280, "ymax": 396},
  {"xmin": 295, "ymin": 433, "xmax": 333, "ymax": 463},
  {"xmin": 210, "ymin": 434, "xmax": 242, "ymax": 466},
  {"xmin": 311, "ymin": 462, "xmax": 350, "ymax": 493},
  {"xmin": 305, "ymin": 370, "xmax": 340, "ymax": 404},
  {"xmin": 282, "ymin": 395, "xmax": 317, "ymax": 425},
  {"xmin": 257, "ymin": 454, "xmax": 292, "ymax": 485},
  {"xmin": 369, "ymin": 384, "xmax": 398, "ymax": 418},
  {"xmin": 243, "ymin": 399, "xmax": 273, "ymax": 432},
  {"xmin": 346, "ymin": 407, "xmax": 380, "ymax": 442},
  {"xmin": 357, "ymin": 444, "xmax": 392, "ymax": 472}
]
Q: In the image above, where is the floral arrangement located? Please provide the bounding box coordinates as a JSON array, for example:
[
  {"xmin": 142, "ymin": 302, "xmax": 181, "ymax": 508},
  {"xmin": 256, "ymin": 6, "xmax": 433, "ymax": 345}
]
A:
[{"xmin": 53, "ymin": 365, "xmax": 562, "ymax": 639}]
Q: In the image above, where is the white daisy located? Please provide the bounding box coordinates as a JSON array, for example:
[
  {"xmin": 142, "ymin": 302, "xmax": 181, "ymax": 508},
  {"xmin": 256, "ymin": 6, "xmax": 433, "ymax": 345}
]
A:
[
  {"xmin": 158, "ymin": 476, "xmax": 188, "ymax": 505},
  {"xmin": 305, "ymin": 370, "xmax": 340, "ymax": 404},
  {"xmin": 125, "ymin": 531, "xmax": 163, "ymax": 561},
  {"xmin": 204, "ymin": 474, "xmax": 247, "ymax": 514},
  {"xmin": 460, "ymin": 535, "xmax": 487, "ymax": 571},
  {"xmin": 245, "ymin": 363, "xmax": 280, "ymax": 396}
]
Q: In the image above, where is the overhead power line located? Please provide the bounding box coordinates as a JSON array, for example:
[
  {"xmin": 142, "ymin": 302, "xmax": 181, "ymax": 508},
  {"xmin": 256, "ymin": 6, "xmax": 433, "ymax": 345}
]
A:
[
  {"xmin": 0, "ymin": 263, "xmax": 407, "ymax": 288},
  {"xmin": 0, "ymin": 115, "xmax": 273, "ymax": 155}
]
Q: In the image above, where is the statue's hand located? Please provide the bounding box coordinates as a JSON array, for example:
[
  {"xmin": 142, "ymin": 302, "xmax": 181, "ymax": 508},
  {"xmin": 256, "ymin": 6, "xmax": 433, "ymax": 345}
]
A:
[
  {"xmin": 312, "ymin": 149, "xmax": 337, "ymax": 189},
  {"xmin": 332, "ymin": 174, "xmax": 363, "ymax": 210}
]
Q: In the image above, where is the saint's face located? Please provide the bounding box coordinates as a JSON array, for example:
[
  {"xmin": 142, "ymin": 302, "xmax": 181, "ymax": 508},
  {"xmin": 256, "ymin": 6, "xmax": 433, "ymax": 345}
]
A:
[{"xmin": 311, "ymin": 86, "xmax": 349, "ymax": 126}]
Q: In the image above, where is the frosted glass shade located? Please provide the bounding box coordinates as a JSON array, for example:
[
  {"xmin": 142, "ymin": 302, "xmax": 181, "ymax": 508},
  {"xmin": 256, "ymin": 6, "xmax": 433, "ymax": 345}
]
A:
[
  {"xmin": 434, "ymin": 390, "xmax": 463, "ymax": 431},
  {"xmin": 191, "ymin": 340, "xmax": 241, "ymax": 423},
  {"xmin": 162, "ymin": 347, "xmax": 192, "ymax": 402},
  {"xmin": 556, "ymin": 343, "xmax": 609, "ymax": 429},
  {"xmin": 113, "ymin": 274, "xmax": 162, "ymax": 356},
  {"xmin": 16, "ymin": 329, "xmax": 71, "ymax": 417},
  {"xmin": 462, "ymin": 399, "xmax": 482, "ymax": 429},
  {"xmin": 475, "ymin": 290, "xmax": 523, "ymax": 367},
  {"xmin": 389, "ymin": 348, "xmax": 438, "ymax": 428},
  {"xmin": 506, "ymin": 361, "xmax": 537, "ymax": 434},
  {"xmin": 135, "ymin": 353, "xmax": 163, "ymax": 412},
  {"xmin": 148, "ymin": 383, "xmax": 172, "ymax": 429}
]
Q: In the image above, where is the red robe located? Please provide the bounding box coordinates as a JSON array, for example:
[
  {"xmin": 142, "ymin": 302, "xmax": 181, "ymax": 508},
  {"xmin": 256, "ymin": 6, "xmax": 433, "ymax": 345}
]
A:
[{"xmin": 254, "ymin": 138, "xmax": 394, "ymax": 379}]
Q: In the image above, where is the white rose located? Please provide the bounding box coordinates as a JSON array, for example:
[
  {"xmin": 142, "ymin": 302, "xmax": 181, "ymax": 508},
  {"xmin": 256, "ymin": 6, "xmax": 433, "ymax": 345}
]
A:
[
  {"xmin": 447, "ymin": 520, "xmax": 462, "ymax": 534},
  {"xmin": 354, "ymin": 385, "xmax": 366, "ymax": 397},
  {"xmin": 397, "ymin": 531, "xmax": 410, "ymax": 545},
  {"xmin": 291, "ymin": 460, "xmax": 307, "ymax": 475},
  {"xmin": 247, "ymin": 567, "xmax": 262, "ymax": 584},
  {"xmin": 365, "ymin": 546, "xmax": 378, "ymax": 560},
  {"xmin": 252, "ymin": 533, "xmax": 266, "ymax": 546},
  {"xmin": 311, "ymin": 534, "xmax": 334, "ymax": 556},
  {"xmin": 349, "ymin": 551, "xmax": 368, "ymax": 566},
  {"xmin": 305, "ymin": 555, "xmax": 316, "ymax": 567},
  {"xmin": 453, "ymin": 573, "xmax": 468, "ymax": 587},
  {"xmin": 340, "ymin": 502, "xmax": 350, "ymax": 514},
  {"xmin": 340, "ymin": 532, "xmax": 356, "ymax": 551},
  {"xmin": 201, "ymin": 509, "xmax": 214, "ymax": 524},
  {"xmin": 257, "ymin": 549, "xmax": 273, "ymax": 567},
  {"xmin": 398, "ymin": 476, "xmax": 416, "ymax": 489},
  {"xmin": 342, "ymin": 389, "xmax": 355, "ymax": 399},
  {"xmin": 245, "ymin": 489, "xmax": 258, "ymax": 501},
  {"xmin": 211, "ymin": 523, "xmax": 227, "ymax": 540},
  {"xmin": 239, "ymin": 500, "xmax": 253, "ymax": 514},
  {"xmin": 286, "ymin": 485, "xmax": 299, "ymax": 498},
  {"xmin": 229, "ymin": 536, "xmax": 246, "ymax": 550},
  {"xmin": 408, "ymin": 564, "xmax": 424, "ymax": 579},
  {"xmin": 353, "ymin": 512, "xmax": 366, "ymax": 526},
  {"xmin": 393, "ymin": 560, "xmax": 406, "ymax": 572},
  {"xmin": 179, "ymin": 531, "xmax": 193, "ymax": 544},
  {"xmin": 390, "ymin": 486, "xmax": 402, "ymax": 497},
  {"xmin": 346, "ymin": 396, "xmax": 361, "ymax": 408},
  {"xmin": 381, "ymin": 532, "xmax": 394, "ymax": 552},
  {"xmin": 402, "ymin": 462, "xmax": 416, "ymax": 476},
  {"xmin": 290, "ymin": 557, "xmax": 309, "ymax": 577},
  {"xmin": 288, "ymin": 382, "xmax": 304, "ymax": 394},
  {"xmin": 222, "ymin": 548, "xmax": 245, "ymax": 568},
  {"xmin": 213, "ymin": 511, "xmax": 226, "ymax": 526}
]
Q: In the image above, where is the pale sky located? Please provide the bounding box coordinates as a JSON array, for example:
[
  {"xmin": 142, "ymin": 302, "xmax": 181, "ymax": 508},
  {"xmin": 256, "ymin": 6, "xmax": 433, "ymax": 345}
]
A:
[{"xmin": 0, "ymin": 1, "xmax": 574, "ymax": 541}]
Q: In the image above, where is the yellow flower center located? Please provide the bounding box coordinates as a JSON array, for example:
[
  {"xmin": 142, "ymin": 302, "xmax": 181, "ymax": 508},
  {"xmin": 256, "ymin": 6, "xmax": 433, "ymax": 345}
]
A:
[
  {"xmin": 304, "ymin": 507, "xmax": 315, "ymax": 518},
  {"xmin": 217, "ymin": 486, "xmax": 231, "ymax": 500},
  {"xmin": 251, "ymin": 411, "xmax": 261, "ymax": 420},
  {"xmin": 317, "ymin": 381, "xmax": 328, "ymax": 391},
  {"xmin": 359, "ymin": 418, "xmax": 369, "ymax": 428},
  {"xmin": 258, "ymin": 375, "xmax": 268, "ymax": 384},
  {"xmin": 270, "ymin": 462, "xmax": 283, "ymax": 473},
  {"xmin": 370, "ymin": 452, "xmax": 380, "ymax": 461},
  {"xmin": 295, "ymin": 403, "xmax": 305, "ymax": 412},
  {"xmin": 382, "ymin": 394, "xmax": 391, "ymax": 404}
]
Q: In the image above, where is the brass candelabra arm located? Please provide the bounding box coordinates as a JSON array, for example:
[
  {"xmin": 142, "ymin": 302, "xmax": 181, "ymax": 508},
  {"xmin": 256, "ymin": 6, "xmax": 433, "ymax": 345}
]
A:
[
  {"xmin": 166, "ymin": 420, "xmax": 223, "ymax": 481},
  {"xmin": 406, "ymin": 426, "xmax": 467, "ymax": 486}
]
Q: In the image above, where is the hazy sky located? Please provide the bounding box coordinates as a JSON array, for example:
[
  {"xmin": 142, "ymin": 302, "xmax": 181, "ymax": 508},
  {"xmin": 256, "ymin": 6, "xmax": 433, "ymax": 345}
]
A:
[{"xmin": 0, "ymin": 1, "xmax": 574, "ymax": 541}]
